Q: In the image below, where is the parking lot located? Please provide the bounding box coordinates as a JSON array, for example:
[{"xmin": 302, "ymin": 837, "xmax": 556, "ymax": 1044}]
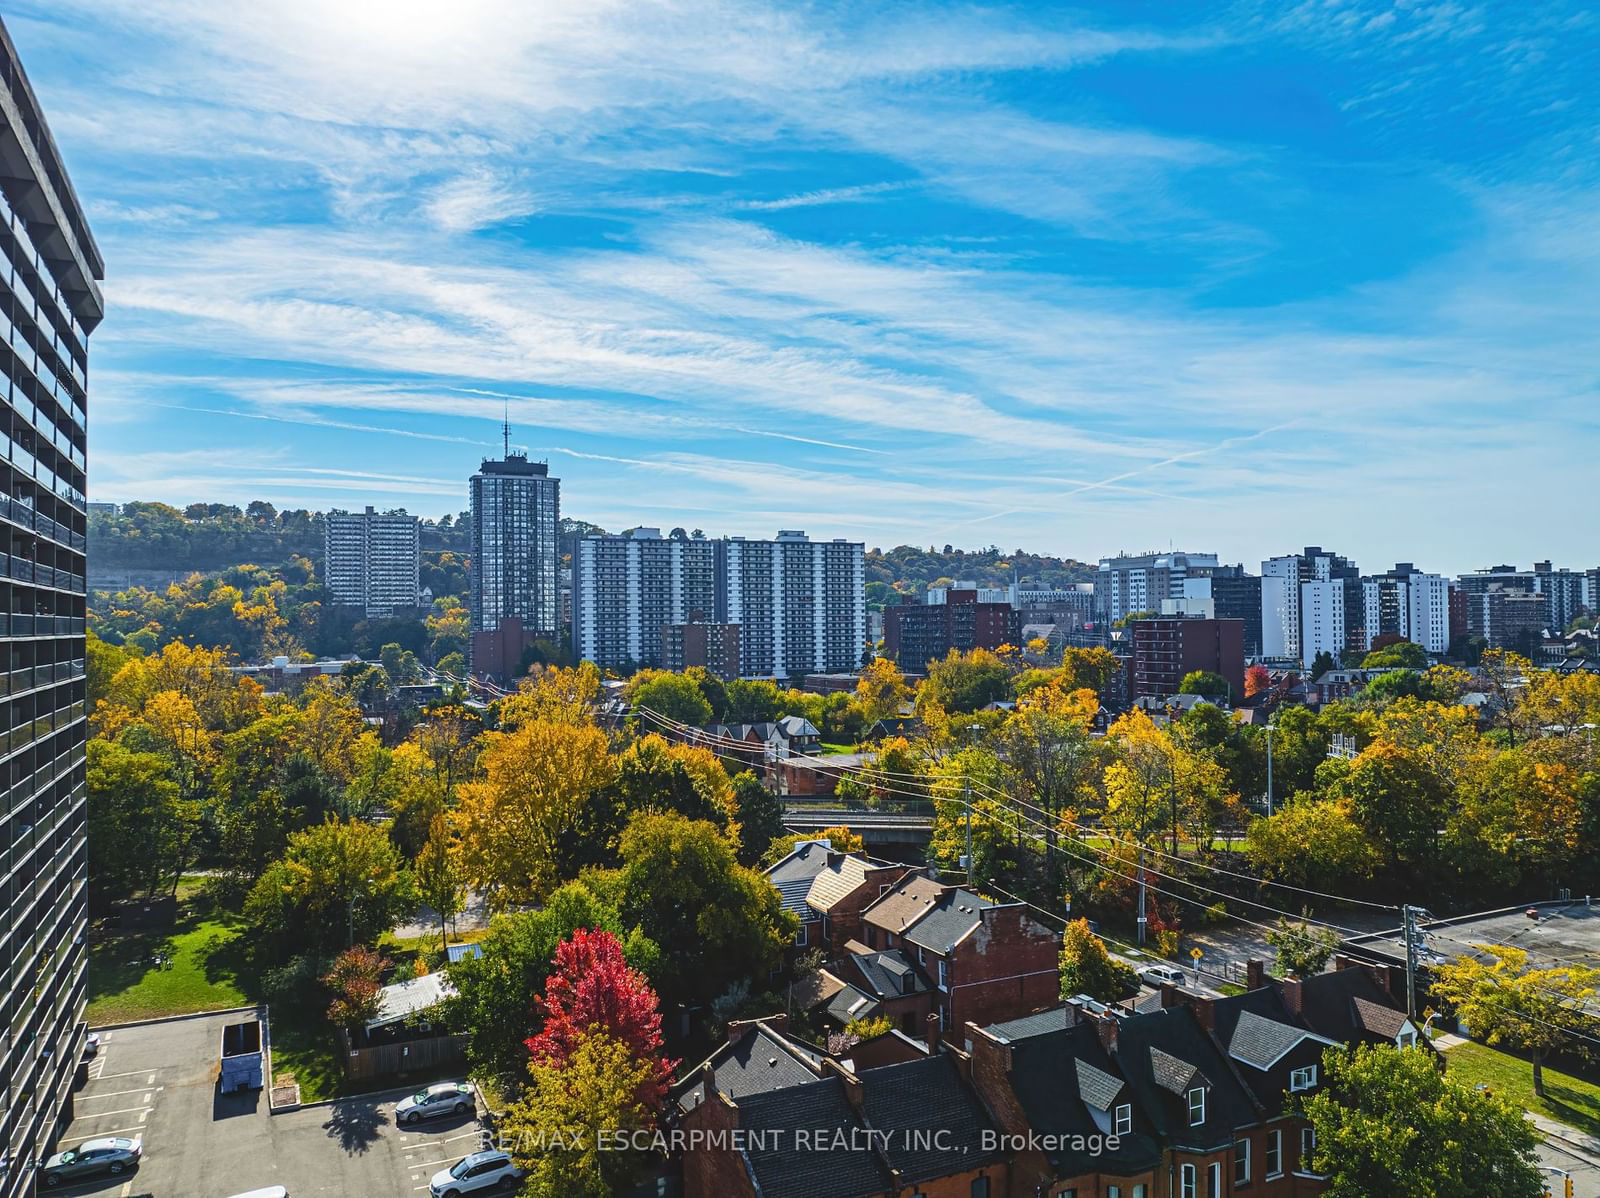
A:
[{"xmin": 51, "ymin": 1010, "xmax": 489, "ymax": 1197}]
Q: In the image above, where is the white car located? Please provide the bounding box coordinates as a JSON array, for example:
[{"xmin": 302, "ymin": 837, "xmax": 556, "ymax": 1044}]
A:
[
  {"xmin": 396, "ymin": 1082, "xmax": 475, "ymax": 1125},
  {"xmin": 429, "ymin": 1150, "xmax": 523, "ymax": 1197},
  {"xmin": 1139, "ymin": 964, "xmax": 1187, "ymax": 989}
]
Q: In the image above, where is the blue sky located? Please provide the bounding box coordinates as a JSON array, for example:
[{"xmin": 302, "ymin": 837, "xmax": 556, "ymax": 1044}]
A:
[{"xmin": 12, "ymin": 0, "xmax": 1599, "ymax": 573}]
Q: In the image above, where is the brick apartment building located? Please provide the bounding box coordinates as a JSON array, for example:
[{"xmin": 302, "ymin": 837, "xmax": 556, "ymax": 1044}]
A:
[
  {"xmin": 1129, "ymin": 616, "xmax": 1245, "ymax": 704},
  {"xmin": 885, "ymin": 585, "xmax": 1021, "ymax": 670}
]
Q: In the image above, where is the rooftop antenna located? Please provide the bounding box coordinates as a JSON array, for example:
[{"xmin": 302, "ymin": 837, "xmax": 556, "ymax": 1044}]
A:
[{"xmin": 502, "ymin": 397, "xmax": 510, "ymax": 458}]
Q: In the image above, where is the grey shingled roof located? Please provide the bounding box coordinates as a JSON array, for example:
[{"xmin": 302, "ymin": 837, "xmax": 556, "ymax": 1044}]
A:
[
  {"xmin": 826, "ymin": 983, "xmax": 881, "ymax": 1025},
  {"xmin": 1074, "ymin": 1058, "xmax": 1124, "ymax": 1110},
  {"xmin": 674, "ymin": 1024, "xmax": 821, "ymax": 1113},
  {"xmin": 1148, "ymin": 1046, "xmax": 1204, "ymax": 1095},
  {"xmin": 738, "ymin": 1078, "xmax": 890, "ymax": 1198},
  {"xmin": 987, "ymin": 1006, "xmax": 1077, "ymax": 1042},
  {"xmin": 846, "ymin": 949, "xmax": 927, "ymax": 999},
  {"xmin": 1228, "ymin": 1009, "xmax": 1312, "ymax": 1070},
  {"xmin": 901, "ymin": 889, "xmax": 994, "ymax": 954},
  {"xmin": 766, "ymin": 839, "xmax": 833, "ymax": 884},
  {"xmin": 861, "ymin": 1055, "xmax": 1000, "ymax": 1184}
]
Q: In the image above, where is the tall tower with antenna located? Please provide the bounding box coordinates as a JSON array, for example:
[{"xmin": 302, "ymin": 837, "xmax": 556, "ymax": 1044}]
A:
[{"xmin": 469, "ymin": 406, "xmax": 560, "ymax": 679}]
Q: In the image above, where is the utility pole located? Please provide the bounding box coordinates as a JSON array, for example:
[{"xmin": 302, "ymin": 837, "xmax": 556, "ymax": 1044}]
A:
[
  {"xmin": 1265, "ymin": 722, "xmax": 1277, "ymax": 817},
  {"xmin": 962, "ymin": 777, "xmax": 973, "ymax": 885},
  {"xmin": 1402, "ymin": 904, "xmax": 1420, "ymax": 1020},
  {"xmin": 1136, "ymin": 845, "xmax": 1148, "ymax": 947}
]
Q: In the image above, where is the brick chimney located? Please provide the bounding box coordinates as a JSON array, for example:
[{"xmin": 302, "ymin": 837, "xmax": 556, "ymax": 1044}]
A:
[
  {"xmin": 822, "ymin": 1057, "xmax": 865, "ymax": 1115},
  {"xmin": 1280, "ymin": 977, "xmax": 1304, "ymax": 1015},
  {"xmin": 1093, "ymin": 1011, "xmax": 1119, "ymax": 1054},
  {"xmin": 1246, "ymin": 959, "xmax": 1265, "ymax": 991},
  {"xmin": 926, "ymin": 1013, "xmax": 942, "ymax": 1054},
  {"xmin": 1159, "ymin": 982, "xmax": 1180, "ymax": 1009}
]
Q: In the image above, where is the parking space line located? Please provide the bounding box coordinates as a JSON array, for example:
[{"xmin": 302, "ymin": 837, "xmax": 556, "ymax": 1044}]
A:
[
  {"xmin": 406, "ymin": 1130, "xmax": 484, "ymax": 1150},
  {"xmin": 59, "ymin": 1124, "xmax": 146, "ymax": 1144},
  {"xmin": 77, "ymin": 1086, "xmax": 156, "ymax": 1100},
  {"xmin": 405, "ymin": 1154, "xmax": 466, "ymax": 1169},
  {"xmin": 92, "ymin": 1068, "xmax": 157, "ymax": 1081},
  {"xmin": 70, "ymin": 1104, "xmax": 153, "ymax": 1119}
]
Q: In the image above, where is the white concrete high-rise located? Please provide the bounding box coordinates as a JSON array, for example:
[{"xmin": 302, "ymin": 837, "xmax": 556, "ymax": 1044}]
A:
[{"xmin": 324, "ymin": 506, "xmax": 421, "ymax": 618}]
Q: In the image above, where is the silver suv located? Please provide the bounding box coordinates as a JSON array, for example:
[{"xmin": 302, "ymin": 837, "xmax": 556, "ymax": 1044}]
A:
[{"xmin": 429, "ymin": 1150, "xmax": 523, "ymax": 1197}]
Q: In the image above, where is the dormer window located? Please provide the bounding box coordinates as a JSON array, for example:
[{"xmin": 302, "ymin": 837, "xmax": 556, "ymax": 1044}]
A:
[
  {"xmin": 1396, "ymin": 1029, "xmax": 1417, "ymax": 1048},
  {"xmin": 1114, "ymin": 1103, "xmax": 1132, "ymax": 1135},
  {"xmin": 1186, "ymin": 1086, "xmax": 1206, "ymax": 1126},
  {"xmin": 1289, "ymin": 1064, "xmax": 1318, "ymax": 1092}
]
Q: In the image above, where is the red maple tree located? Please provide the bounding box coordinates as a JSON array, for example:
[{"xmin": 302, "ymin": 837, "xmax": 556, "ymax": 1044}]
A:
[
  {"xmin": 525, "ymin": 928, "xmax": 677, "ymax": 1108},
  {"xmin": 1244, "ymin": 664, "xmax": 1271, "ymax": 698}
]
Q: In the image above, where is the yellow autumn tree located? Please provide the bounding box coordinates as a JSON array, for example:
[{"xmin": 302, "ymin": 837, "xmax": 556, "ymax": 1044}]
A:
[{"xmin": 453, "ymin": 719, "xmax": 618, "ymax": 907}]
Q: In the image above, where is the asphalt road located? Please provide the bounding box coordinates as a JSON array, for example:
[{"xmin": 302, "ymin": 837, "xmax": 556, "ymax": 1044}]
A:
[
  {"xmin": 1539, "ymin": 1139, "xmax": 1600, "ymax": 1198},
  {"xmin": 50, "ymin": 1011, "xmax": 488, "ymax": 1198}
]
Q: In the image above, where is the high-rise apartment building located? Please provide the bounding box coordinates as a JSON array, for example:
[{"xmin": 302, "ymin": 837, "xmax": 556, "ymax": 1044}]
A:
[
  {"xmin": 883, "ymin": 585, "xmax": 1021, "ymax": 669},
  {"xmin": 1260, "ymin": 547, "xmax": 1361, "ymax": 668},
  {"xmin": 1361, "ymin": 564, "xmax": 1450, "ymax": 654},
  {"xmin": 323, "ymin": 506, "xmax": 420, "ymax": 618},
  {"xmin": 1533, "ymin": 561, "xmax": 1586, "ymax": 634},
  {"xmin": 0, "ymin": 22, "xmax": 103, "ymax": 1198},
  {"xmin": 1094, "ymin": 550, "xmax": 1220, "ymax": 624},
  {"xmin": 1172, "ymin": 564, "xmax": 1262, "ymax": 657},
  {"xmin": 573, "ymin": 528, "xmax": 864, "ymax": 679},
  {"xmin": 469, "ymin": 453, "xmax": 559, "ymax": 677}
]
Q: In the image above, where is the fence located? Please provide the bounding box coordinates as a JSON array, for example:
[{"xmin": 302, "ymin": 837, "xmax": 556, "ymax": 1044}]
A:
[{"xmin": 338, "ymin": 1029, "xmax": 467, "ymax": 1084}]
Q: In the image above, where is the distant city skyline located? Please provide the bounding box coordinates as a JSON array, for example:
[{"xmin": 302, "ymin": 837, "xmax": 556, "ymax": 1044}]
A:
[{"xmin": 14, "ymin": 2, "xmax": 1599, "ymax": 578}]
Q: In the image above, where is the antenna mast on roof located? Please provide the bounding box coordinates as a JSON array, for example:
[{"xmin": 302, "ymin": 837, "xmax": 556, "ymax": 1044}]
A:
[{"xmin": 502, "ymin": 397, "xmax": 510, "ymax": 458}]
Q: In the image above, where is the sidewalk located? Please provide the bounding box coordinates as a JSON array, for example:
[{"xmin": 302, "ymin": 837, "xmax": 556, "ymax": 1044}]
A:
[{"xmin": 1434, "ymin": 1032, "xmax": 1600, "ymax": 1169}]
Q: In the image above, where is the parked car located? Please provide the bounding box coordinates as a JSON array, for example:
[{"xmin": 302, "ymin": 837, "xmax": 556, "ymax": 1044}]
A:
[
  {"xmin": 429, "ymin": 1150, "xmax": 523, "ymax": 1197},
  {"xmin": 396, "ymin": 1082, "xmax": 475, "ymax": 1125},
  {"xmin": 1138, "ymin": 964, "xmax": 1187, "ymax": 989},
  {"xmin": 40, "ymin": 1137, "xmax": 142, "ymax": 1187}
]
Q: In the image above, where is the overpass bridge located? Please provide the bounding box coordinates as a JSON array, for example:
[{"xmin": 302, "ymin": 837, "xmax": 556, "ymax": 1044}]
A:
[{"xmin": 781, "ymin": 804, "xmax": 934, "ymax": 858}]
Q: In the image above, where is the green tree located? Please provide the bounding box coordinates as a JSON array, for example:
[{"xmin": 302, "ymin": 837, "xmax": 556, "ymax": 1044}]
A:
[
  {"xmin": 245, "ymin": 818, "xmax": 416, "ymax": 957},
  {"xmin": 1244, "ymin": 798, "xmax": 1379, "ymax": 891},
  {"xmin": 414, "ymin": 815, "xmax": 466, "ymax": 955},
  {"xmin": 1059, "ymin": 918, "xmax": 1136, "ymax": 1002},
  {"xmin": 920, "ymin": 648, "xmax": 1012, "ymax": 714},
  {"xmin": 503, "ymin": 1031, "xmax": 654, "ymax": 1198},
  {"xmin": 1361, "ymin": 640, "xmax": 1427, "ymax": 670},
  {"xmin": 1265, "ymin": 916, "xmax": 1342, "ymax": 979},
  {"xmin": 1432, "ymin": 944, "xmax": 1600, "ymax": 1096},
  {"xmin": 1178, "ymin": 670, "xmax": 1231, "ymax": 702},
  {"xmin": 626, "ymin": 671, "xmax": 713, "ymax": 727},
  {"xmin": 86, "ymin": 738, "xmax": 197, "ymax": 903},
  {"xmin": 730, "ymin": 771, "xmax": 784, "ymax": 865},
  {"xmin": 1059, "ymin": 646, "xmax": 1123, "ymax": 700},
  {"xmin": 1337, "ymin": 742, "xmax": 1451, "ymax": 871},
  {"xmin": 323, "ymin": 945, "xmax": 391, "ymax": 1028},
  {"xmin": 1310, "ymin": 650, "xmax": 1337, "ymax": 678},
  {"xmin": 615, "ymin": 812, "xmax": 796, "ymax": 1008},
  {"xmin": 1296, "ymin": 1044, "xmax": 1543, "ymax": 1198}
]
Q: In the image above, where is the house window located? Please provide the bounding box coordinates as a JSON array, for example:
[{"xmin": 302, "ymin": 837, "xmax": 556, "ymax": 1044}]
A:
[
  {"xmin": 938, "ymin": 959, "xmax": 950, "ymax": 991},
  {"xmin": 970, "ymin": 1178, "xmax": 990, "ymax": 1198},
  {"xmin": 901, "ymin": 974, "xmax": 914, "ymax": 996},
  {"xmin": 1265, "ymin": 1129, "xmax": 1282, "ymax": 1178},
  {"xmin": 1397, "ymin": 1029, "xmax": 1417, "ymax": 1048},
  {"xmin": 1300, "ymin": 1126, "xmax": 1316, "ymax": 1171},
  {"xmin": 794, "ymin": 924, "xmax": 806, "ymax": 946},
  {"xmin": 1114, "ymin": 1103, "xmax": 1132, "ymax": 1135},
  {"xmin": 1234, "ymin": 1137, "xmax": 1251, "ymax": 1185},
  {"xmin": 1208, "ymin": 1162, "xmax": 1222, "ymax": 1197},
  {"xmin": 1180, "ymin": 1163, "xmax": 1197, "ymax": 1198},
  {"xmin": 1289, "ymin": 1064, "xmax": 1318, "ymax": 1092},
  {"xmin": 1186, "ymin": 1086, "xmax": 1206, "ymax": 1125},
  {"xmin": 1132, "ymin": 1188, "xmax": 1147, "ymax": 1198},
  {"xmin": 1107, "ymin": 1188, "xmax": 1120, "ymax": 1198}
]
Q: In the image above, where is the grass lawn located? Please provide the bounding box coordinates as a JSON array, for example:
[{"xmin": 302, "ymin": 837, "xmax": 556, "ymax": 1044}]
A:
[
  {"xmin": 1445, "ymin": 1041, "xmax": 1600, "ymax": 1138},
  {"xmin": 86, "ymin": 900, "xmax": 249, "ymax": 1026},
  {"xmin": 816, "ymin": 741, "xmax": 857, "ymax": 756}
]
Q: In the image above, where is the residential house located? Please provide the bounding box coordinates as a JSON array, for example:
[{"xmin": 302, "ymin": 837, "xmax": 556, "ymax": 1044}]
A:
[
  {"xmin": 862, "ymin": 880, "xmax": 1060, "ymax": 1032},
  {"xmin": 805, "ymin": 851, "xmax": 920, "ymax": 954}
]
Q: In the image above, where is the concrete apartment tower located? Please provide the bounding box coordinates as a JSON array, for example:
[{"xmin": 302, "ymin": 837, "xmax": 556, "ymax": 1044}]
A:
[{"xmin": 0, "ymin": 18, "xmax": 105, "ymax": 1198}]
